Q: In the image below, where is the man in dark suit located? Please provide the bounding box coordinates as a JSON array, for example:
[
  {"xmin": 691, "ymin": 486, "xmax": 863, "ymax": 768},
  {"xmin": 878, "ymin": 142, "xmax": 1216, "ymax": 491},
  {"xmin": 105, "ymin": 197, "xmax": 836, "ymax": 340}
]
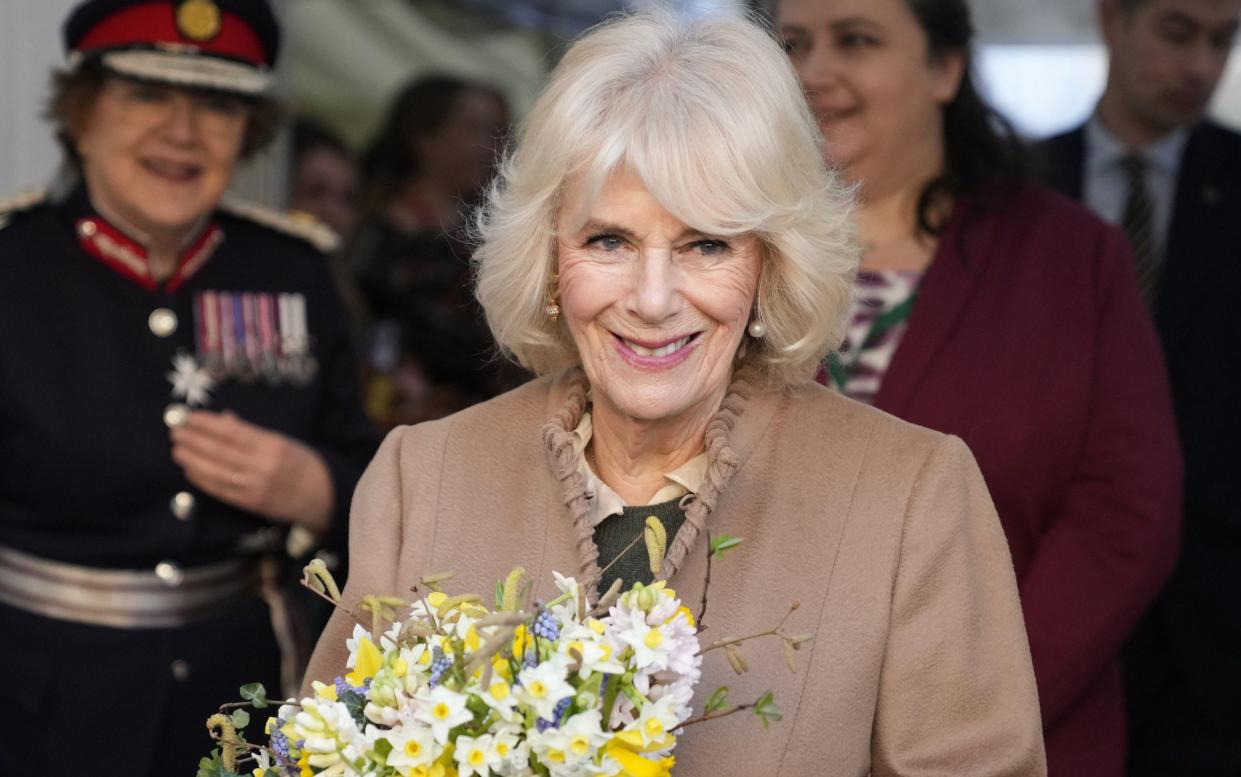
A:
[{"xmin": 1036, "ymin": 1, "xmax": 1241, "ymax": 774}]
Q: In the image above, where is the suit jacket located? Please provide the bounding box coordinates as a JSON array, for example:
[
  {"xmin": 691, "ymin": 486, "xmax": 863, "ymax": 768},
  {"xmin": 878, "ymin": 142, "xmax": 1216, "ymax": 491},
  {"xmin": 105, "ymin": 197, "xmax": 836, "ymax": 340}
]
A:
[
  {"xmin": 305, "ymin": 370, "xmax": 1048, "ymax": 776},
  {"xmin": 1037, "ymin": 122, "xmax": 1241, "ymax": 775},
  {"xmin": 865, "ymin": 187, "xmax": 1181, "ymax": 777}
]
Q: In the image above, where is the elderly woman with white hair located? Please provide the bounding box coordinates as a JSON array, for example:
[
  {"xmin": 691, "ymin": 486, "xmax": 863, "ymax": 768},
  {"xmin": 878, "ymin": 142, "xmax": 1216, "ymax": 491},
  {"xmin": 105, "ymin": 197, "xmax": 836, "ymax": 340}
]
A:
[{"xmin": 304, "ymin": 9, "xmax": 1046, "ymax": 775}]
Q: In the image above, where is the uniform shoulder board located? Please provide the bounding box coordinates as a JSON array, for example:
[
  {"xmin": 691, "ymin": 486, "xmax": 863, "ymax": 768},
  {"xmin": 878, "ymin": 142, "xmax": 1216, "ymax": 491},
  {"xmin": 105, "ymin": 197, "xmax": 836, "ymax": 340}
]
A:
[
  {"xmin": 0, "ymin": 188, "xmax": 48, "ymax": 231},
  {"xmin": 219, "ymin": 197, "xmax": 341, "ymax": 254}
]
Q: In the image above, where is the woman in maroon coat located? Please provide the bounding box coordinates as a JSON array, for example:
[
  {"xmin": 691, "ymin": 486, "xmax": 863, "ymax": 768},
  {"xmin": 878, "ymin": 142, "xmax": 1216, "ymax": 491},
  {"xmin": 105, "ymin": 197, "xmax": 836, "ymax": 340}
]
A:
[{"xmin": 776, "ymin": 0, "xmax": 1181, "ymax": 774}]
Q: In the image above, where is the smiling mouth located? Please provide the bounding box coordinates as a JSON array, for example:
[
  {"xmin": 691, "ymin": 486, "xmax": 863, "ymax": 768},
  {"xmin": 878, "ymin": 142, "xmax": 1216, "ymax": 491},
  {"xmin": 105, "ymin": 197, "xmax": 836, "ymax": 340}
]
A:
[
  {"xmin": 142, "ymin": 159, "xmax": 203, "ymax": 182},
  {"xmin": 613, "ymin": 332, "xmax": 700, "ymax": 360}
]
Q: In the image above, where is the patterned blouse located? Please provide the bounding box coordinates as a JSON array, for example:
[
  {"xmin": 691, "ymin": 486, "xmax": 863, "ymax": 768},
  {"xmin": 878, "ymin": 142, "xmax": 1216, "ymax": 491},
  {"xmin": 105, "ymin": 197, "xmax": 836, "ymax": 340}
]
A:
[{"xmin": 826, "ymin": 270, "xmax": 922, "ymax": 405}]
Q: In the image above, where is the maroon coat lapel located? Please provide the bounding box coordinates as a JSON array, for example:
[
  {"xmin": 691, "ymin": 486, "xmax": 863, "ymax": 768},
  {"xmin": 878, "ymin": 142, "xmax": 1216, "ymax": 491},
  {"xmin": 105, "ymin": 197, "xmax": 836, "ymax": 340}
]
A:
[{"xmin": 873, "ymin": 200, "xmax": 1001, "ymax": 416}]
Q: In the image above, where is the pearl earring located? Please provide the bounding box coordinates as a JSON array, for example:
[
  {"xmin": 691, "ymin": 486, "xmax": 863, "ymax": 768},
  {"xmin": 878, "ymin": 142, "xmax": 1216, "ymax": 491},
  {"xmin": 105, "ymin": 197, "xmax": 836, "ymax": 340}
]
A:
[{"xmin": 747, "ymin": 320, "xmax": 767, "ymax": 338}]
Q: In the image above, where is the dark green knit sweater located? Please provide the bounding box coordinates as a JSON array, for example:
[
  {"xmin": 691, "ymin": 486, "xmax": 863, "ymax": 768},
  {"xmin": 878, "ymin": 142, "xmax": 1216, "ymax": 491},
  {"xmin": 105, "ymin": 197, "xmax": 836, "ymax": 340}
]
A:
[{"xmin": 592, "ymin": 497, "xmax": 687, "ymax": 596}]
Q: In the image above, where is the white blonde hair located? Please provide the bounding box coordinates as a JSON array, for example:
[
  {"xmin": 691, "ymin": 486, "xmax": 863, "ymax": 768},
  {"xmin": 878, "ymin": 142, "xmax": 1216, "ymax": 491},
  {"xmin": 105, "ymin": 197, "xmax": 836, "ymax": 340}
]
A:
[{"xmin": 473, "ymin": 6, "xmax": 858, "ymax": 388}]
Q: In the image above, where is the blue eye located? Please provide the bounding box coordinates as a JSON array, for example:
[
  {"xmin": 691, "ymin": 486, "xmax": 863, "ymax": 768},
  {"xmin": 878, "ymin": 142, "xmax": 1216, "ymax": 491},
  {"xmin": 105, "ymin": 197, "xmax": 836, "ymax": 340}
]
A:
[
  {"xmin": 692, "ymin": 239, "xmax": 730, "ymax": 255},
  {"xmin": 586, "ymin": 234, "xmax": 624, "ymax": 251}
]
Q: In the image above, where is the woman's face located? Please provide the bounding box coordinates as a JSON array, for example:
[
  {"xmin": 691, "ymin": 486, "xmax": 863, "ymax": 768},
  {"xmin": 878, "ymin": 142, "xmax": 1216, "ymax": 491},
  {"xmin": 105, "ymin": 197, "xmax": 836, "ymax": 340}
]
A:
[
  {"xmin": 75, "ymin": 77, "xmax": 248, "ymax": 242},
  {"xmin": 556, "ymin": 168, "xmax": 762, "ymax": 428},
  {"xmin": 417, "ymin": 89, "xmax": 508, "ymax": 199},
  {"xmin": 776, "ymin": 0, "xmax": 962, "ymax": 187}
]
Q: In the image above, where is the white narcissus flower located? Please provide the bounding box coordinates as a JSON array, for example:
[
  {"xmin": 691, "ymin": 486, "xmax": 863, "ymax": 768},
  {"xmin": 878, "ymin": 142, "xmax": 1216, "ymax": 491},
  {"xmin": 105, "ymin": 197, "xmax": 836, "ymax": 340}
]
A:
[
  {"xmin": 382, "ymin": 720, "xmax": 440, "ymax": 771},
  {"xmin": 478, "ymin": 675, "xmax": 521, "ymax": 722},
  {"xmin": 414, "ymin": 686, "xmax": 475, "ymax": 744},
  {"xmin": 456, "ymin": 733, "xmax": 500, "ymax": 777},
  {"xmin": 631, "ymin": 695, "xmax": 681, "ymax": 749},
  {"xmin": 490, "ymin": 724, "xmax": 529, "ymax": 772},
  {"xmin": 615, "ymin": 610, "xmax": 673, "ymax": 672},
  {"xmin": 515, "ymin": 658, "xmax": 575, "ymax": 720},
  {"xmin": 556, "ymin": 623, "xmax": 626, "ymax": 678}
]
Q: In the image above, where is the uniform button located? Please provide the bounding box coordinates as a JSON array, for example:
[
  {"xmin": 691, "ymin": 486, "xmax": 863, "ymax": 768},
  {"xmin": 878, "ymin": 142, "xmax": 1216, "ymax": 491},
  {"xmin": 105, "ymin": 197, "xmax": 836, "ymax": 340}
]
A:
[
  {"xmin": 155, "ymin": 561, "xmax": 184, "ymax": 587},
  {"xmin": 77, "ymin": 219, "xmax": 97, "ymax": 237},
  {"xmin": 170, "ymin": 491, "xmax": 196, "ymax": 521},
  {"xmin": 148, "ymin": 308, "xmax": 178, "ymax": 337},
  {"xmin": 163, "ymin": 403, "xmax": 190, "ymax": 428},
  {"xmin": 170, "ymin": 659, "xmax": 191, "ymax": 682}
]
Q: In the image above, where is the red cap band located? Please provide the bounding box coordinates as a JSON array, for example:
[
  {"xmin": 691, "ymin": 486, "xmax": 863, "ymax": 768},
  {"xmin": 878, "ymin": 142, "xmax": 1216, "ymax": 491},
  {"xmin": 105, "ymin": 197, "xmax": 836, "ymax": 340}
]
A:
[{"xmin": 76, "ymin": 2, "xmax": 267, "ymax": 66}]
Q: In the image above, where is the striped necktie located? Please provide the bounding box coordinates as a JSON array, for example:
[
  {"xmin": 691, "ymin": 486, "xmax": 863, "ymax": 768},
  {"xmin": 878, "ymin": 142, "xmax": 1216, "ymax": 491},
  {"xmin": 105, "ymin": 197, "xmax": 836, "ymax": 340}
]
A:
[{"xmin": 1119, "ymin": 152, "xmax": 1161, "ymax": 307}]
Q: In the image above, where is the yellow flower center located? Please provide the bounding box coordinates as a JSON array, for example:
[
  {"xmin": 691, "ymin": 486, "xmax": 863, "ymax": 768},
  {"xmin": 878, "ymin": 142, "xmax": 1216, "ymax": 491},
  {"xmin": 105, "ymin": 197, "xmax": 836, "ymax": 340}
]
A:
[
  {"xmin": 547, "ymin": 748, "xmax": 566, "ymax": 763},
  {"xmin": 569, "ymin": 735, "xmax": 591, "ymax": 757},
  {"xmin": 468, "ymin": 749, "xmax": 485, "ymax": 766},
  {"xmin": 405, "ymin": 740, "xmax": 423, "ymax": 757},
  {"xmin": 394, "ymin": 658, "xmax": 408, "ymax": 677},
  {"xmin": 489, "ymin": 681, "xmax": 509, "ymax": 701},
  {"xmin": 529, "ymin": 680, "xmax": 547, "ymax": 698},
  {"xmin": 644, "ymin": 629, "xmax": 664, "ymax": 649},
  {"xmin": 496, "ymin": 742, "xmax": 510, "ymax": 757},
  {"xmin": 645, "ymin": 718, "xmax": 666, "ymax": 738},
  {"xmin": 587, "ymin": 619, "xmax": 606, "ymax": 635},
  {"xmin": 433, "ymin": 702, "xmax": 451, "ymax": 720}
]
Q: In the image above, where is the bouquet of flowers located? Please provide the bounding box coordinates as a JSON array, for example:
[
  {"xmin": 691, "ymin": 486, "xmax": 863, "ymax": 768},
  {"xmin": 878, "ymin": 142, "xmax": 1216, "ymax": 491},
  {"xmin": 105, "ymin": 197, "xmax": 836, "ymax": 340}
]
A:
[{"xmin": 202, "ymin": 533, "xmax": 803, "ymax": 777}]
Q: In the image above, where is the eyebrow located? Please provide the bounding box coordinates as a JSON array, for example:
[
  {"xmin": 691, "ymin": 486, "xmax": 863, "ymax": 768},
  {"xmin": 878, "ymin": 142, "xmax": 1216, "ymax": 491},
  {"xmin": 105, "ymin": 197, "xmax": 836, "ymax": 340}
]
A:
[
  {"xmin": 1158, "ymin": 10, "xmax": 1238, "ymax": 35},
  {"xmin": 577, "ymin": 220, "xmax": 714, "ymax": 242}
]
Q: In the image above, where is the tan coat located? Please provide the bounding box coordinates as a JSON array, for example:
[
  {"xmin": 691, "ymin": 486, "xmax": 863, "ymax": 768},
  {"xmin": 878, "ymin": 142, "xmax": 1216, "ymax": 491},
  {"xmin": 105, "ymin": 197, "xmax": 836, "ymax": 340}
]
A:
[{"xmin": 304, "ymin": 369, "xmax": 1047, "ymax": 776}]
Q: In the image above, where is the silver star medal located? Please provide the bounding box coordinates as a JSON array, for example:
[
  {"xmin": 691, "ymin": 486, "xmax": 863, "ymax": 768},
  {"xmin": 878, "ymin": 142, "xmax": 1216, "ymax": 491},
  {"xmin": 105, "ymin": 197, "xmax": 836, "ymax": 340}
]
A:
[{"xmin": 167, "ymin": 352, "xmax": 216, "ymax": 407}]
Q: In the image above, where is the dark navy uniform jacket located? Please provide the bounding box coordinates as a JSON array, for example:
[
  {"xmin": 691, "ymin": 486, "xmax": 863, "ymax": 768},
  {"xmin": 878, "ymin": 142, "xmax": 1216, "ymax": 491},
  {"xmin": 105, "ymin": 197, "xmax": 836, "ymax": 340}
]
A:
[{"xmin": 0, "ymin": 184, "xmax": 379, "ymax": 775}]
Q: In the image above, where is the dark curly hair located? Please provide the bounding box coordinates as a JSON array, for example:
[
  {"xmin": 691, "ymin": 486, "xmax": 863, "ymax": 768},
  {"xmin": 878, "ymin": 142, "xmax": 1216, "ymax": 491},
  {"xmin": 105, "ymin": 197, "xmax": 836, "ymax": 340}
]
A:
[{"xmin": 904, "ymin": 0, "xmax": 1030, "ymax": 235}]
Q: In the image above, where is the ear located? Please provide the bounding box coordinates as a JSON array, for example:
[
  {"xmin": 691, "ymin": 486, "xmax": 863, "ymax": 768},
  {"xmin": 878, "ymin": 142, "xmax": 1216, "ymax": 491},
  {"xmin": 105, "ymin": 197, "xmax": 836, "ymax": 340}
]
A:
[{"xmin": 929, "ymin": 48, "xmax": 967, "ymax": 106}]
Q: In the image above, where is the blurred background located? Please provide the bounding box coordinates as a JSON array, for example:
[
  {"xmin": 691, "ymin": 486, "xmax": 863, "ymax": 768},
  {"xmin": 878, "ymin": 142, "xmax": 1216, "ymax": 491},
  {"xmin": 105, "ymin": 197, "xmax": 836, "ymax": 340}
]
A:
[{"xmin": 3, "ymin": 0, "xmax": 1239, "ymax": 201}]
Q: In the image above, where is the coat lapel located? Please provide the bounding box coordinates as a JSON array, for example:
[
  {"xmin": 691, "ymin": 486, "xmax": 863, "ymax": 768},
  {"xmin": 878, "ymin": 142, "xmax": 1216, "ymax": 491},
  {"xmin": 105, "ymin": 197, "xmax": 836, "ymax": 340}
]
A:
[{"xmin": 873, "ymin": 199, "xmax": 999, "ymax": 416}]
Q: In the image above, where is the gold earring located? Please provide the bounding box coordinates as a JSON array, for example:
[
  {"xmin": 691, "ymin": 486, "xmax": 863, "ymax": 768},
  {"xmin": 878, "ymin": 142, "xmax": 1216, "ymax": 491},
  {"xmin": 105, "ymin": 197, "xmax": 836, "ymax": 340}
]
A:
[{"xmin": 545, "ymin": 272, "xmax": 560, "ymax": 322}]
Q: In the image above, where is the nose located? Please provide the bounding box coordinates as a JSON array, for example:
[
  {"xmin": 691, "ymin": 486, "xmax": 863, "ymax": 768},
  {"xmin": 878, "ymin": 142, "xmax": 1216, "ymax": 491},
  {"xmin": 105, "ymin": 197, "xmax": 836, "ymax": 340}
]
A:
[
  {"xmin": 161, "ymin": 94, "xmax": 200, "ymax": 146},
  {"xmin": 796, "ymin": 39, "xmax": 840, "ymax": 94},
  {"xmin": 629, "ymin": 247, "xmax": 682, "ymax": 323}
]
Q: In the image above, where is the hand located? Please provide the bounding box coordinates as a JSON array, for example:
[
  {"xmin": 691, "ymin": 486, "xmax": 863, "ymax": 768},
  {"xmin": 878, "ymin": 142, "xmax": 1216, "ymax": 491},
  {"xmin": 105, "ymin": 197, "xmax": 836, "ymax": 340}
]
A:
[{"xmin": 170, "ymin": 410, "xmax": 334, "ymax": 534}]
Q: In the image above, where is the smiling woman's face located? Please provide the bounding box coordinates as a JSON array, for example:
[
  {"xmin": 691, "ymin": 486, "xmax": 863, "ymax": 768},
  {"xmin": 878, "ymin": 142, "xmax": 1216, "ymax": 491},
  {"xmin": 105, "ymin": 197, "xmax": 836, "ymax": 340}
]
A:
[
  {"xmin": 74, "ymin": 77, "xmax": 247, "ymax": 243},
  {"xmin": 556, "ymin": 167, "xmax": 762, "ymax": 428}
]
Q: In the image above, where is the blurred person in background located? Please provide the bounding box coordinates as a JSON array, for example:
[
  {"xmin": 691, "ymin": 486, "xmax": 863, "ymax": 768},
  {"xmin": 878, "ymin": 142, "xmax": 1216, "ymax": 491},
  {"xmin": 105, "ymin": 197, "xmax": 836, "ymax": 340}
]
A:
[
  {"xmin": 350, "ymin": 75, "xmax": 528, "ymax": 426},
  {"xmin": 289, "ymin": 120, "xmax": 361, "ymax": 245},
  {"xmin": 776, "ymin": 0, "xmax": 1181, "ymax": 774},
  {"xmin": 0, "ymin": 1, "xmax": 377, "ymax": 773},
  {"xmin": 1036, "ymin": 1, "xmax": 1241, "ymax": 773},
  {"xmin": 288, "ymin": 120, "xmax": 366, "ymax": 329}
]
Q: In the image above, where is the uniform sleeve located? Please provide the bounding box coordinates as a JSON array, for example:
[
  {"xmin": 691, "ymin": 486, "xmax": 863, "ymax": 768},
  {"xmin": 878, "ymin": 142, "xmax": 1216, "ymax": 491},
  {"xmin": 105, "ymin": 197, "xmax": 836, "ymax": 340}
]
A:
[
  {"xmin": 1016, "ymin": 226, "xmax": 1182, "ymax": 726},
  {"xmin": 872, "ymin": 435, "xmax": 1047, "ymax": 776},
  {"xmin": 301, "ymin": 425, "xmax": 414, "ymax": 695}
]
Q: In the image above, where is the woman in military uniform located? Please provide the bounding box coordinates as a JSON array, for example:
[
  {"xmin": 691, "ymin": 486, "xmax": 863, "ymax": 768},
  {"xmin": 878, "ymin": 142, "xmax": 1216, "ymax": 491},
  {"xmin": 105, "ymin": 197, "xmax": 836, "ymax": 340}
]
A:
[{"xmin": 0, "ymin": 1, "xmax": 378, "ymax": 773}]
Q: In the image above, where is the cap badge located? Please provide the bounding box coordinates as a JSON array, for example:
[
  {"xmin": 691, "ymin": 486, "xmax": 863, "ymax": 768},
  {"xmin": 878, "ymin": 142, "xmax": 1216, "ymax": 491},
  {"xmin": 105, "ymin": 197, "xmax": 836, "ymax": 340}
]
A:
[{"xmin": 176, "ymin": 0, "xmax": 222, "ymax": 42}]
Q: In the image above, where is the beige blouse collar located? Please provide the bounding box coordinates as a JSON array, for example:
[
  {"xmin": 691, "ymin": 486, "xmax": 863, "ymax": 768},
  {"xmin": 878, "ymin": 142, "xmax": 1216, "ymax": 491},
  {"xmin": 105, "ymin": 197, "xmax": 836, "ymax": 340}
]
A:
[{"xmin": 569, "ymin": 409, "xmax": 709, "ymax": 527}]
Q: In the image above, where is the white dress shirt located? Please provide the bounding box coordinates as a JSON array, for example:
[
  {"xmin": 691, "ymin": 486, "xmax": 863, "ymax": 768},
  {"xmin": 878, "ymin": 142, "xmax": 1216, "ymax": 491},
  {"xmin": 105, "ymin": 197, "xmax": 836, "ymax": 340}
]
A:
[{"xmin": 1083, "ymin": 115, "xmax": 1188, "ymax": 263}]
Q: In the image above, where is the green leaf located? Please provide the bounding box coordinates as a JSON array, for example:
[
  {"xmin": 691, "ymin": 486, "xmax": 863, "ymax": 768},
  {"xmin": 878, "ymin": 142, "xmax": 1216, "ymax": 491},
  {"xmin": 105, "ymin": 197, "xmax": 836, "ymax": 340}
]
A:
[
  {"xmin": 229, "ymin": 709, "xmax": 250, "ymax": 730},
  {"xmin": 196, "ymin": 751, "xmax": 243, "ymax": 777},
  {"xmin": 373, "ymin": 736, "xmax": 394, "ymax": 763},
  {"xmin": 340, "ymin": 688, "xmax": 367, "ymax": 727},
  {"xmin": 753, "ymin": 691, "xmax": 783, "ymax": 729},
  {"xmin": 709, "ymin": 534, "xmax": 743, "ymax": 559},
  {"xmin": 239, "ymin": 682, "xmax": 268, "ymax": 709},
  {"xmin": 704, "ymin": 685, "xmax": 730, "ymax": 714},
  {"xmin": 495, "ymin": 578, "xmax": 505, "ymax": 609}
]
